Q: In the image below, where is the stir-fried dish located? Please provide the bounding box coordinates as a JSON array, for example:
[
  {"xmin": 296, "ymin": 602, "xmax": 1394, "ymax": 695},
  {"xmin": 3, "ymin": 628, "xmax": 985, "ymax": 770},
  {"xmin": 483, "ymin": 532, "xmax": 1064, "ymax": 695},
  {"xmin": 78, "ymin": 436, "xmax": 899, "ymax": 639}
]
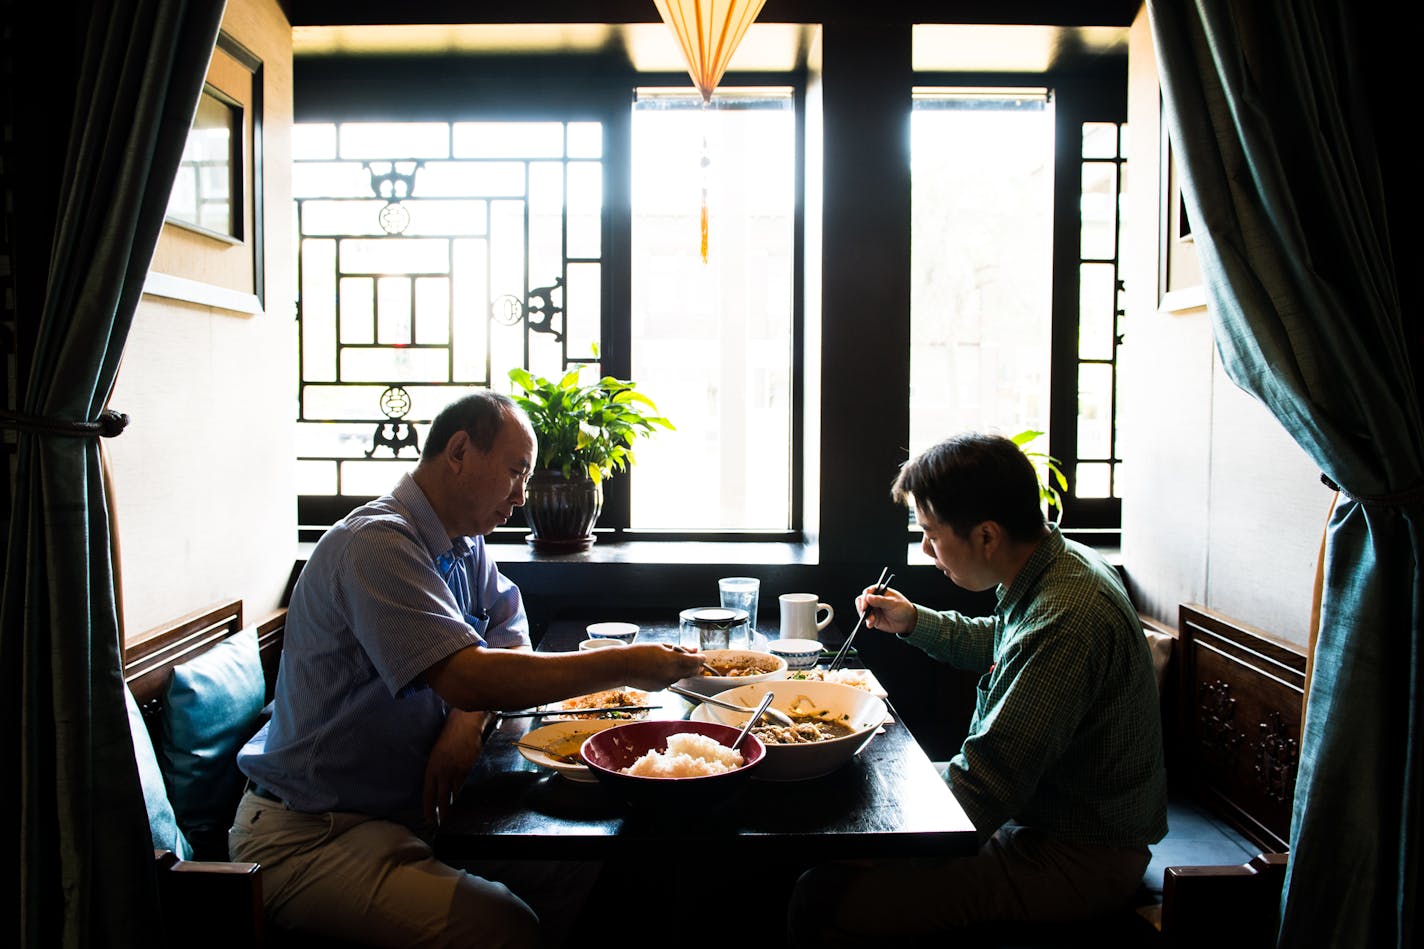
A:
[
  {"xmin": 786, "ymin": 668, "xmax": 876, "ymax": 692},
  {"xmin": 547, "ymin": 688, "xmax": 650, "ymax": 720},
  {"xmin": 751, "ymin": 693, "xmax": 857, "ymax": 744},
  {"xmin": 701, "ymin": 655, "xmax": 779, "ymax": 677}
]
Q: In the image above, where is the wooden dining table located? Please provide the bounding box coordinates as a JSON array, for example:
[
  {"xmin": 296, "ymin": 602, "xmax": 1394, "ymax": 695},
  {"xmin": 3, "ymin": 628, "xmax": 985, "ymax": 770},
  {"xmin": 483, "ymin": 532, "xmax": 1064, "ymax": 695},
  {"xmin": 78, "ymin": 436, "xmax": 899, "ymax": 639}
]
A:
[{"xmin": 434, "ymin": 618, "xmax": 978, "ymax": 863}]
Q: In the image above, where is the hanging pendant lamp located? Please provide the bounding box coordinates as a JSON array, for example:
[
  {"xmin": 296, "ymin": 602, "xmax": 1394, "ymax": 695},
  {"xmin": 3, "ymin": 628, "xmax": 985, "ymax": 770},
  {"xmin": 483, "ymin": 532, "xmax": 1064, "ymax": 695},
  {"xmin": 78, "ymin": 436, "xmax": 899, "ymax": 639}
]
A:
[
  {"xmin": 652, "ymin": 0, "xmax": 767, "ymax": 261},
  {"xmin": 652, "ymin": 0, "xmax": 768, "ymax": 102}
]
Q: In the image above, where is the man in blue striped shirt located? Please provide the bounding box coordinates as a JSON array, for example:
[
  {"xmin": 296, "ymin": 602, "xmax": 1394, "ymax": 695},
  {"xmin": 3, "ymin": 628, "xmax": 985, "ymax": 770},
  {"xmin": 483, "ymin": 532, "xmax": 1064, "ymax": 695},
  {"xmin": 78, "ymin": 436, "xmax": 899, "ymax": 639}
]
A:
[
  {"xmin": 791, "ymin": 432, "xmax": 1167, "ymax": 944},
  {"xmin": 231, "ymin": 391, "xmax": 703, "ymax": 948}
]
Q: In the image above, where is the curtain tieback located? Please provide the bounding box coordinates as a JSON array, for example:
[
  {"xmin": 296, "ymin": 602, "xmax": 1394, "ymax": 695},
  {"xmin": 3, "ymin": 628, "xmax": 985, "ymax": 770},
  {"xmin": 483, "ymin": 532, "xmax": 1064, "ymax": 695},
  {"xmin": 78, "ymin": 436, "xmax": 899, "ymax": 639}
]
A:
[
  {"xmin": 0, "ymin": 408, "xmax": 129, "ymax": 438},
  {"xmin": 1320, "ymin": 473, "xmax": 1424, "ymax": 508}
]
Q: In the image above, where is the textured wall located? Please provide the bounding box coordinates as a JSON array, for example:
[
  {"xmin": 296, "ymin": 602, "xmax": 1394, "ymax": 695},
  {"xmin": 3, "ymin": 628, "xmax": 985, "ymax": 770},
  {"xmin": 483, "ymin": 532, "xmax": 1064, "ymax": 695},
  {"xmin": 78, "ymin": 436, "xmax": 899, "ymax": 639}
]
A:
[
  {"xmin": 1117, "ymin": 5, "xmax": 1330, "ymax": 647},
  {"xmin": 108, "ymin": 0, "xmax": 296, "ymax": 637}
]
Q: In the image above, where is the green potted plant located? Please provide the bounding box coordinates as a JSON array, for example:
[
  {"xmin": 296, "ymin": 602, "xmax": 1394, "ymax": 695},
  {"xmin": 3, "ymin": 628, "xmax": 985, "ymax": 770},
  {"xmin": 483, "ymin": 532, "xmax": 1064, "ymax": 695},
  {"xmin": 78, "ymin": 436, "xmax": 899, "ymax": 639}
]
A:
[
  {"xmin": 1011, "ymin": 429, "xmax": 1067, "ymax": 524},
  {"xmin": 509, "ymin": 363, "xmax": 673, "ymax": 550}
]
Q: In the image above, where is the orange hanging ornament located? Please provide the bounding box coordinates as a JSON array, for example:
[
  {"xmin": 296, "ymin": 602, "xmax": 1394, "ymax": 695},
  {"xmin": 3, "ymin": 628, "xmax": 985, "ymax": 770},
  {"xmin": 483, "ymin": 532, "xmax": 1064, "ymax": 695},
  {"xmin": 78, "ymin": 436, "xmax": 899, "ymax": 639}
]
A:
[{"xmin": 653, "ymin": 0, "xmax": 767, "ymax": 262}]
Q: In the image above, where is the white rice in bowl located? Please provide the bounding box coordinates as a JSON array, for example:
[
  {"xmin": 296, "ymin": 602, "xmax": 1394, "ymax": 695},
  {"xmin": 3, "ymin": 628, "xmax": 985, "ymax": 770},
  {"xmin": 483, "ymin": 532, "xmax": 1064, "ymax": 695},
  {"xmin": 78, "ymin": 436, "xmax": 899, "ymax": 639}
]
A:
[{"xmin": 621, "ymin": 732, "xmax": 745, "ymax": 777}]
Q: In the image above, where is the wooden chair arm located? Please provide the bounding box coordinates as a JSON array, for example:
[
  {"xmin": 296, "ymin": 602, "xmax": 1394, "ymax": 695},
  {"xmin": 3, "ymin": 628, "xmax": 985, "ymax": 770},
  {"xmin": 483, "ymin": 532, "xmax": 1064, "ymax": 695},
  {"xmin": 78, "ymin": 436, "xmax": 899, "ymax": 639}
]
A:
[
  {"xmin": 1161, "ymin": 852, "xmax": 1288, "ymax": 946},
  {"xmin": 154, "ymin": 850, "xmax": 265, "ymax": 948}
]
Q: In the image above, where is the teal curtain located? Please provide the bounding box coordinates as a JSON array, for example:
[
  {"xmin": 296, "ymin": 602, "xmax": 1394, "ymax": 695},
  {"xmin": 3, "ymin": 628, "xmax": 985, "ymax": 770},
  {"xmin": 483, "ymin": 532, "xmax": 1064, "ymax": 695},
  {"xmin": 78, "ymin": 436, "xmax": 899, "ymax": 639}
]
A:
[
  {"xmin": 1148, "ymin": 2, "xmax": 1419, "ymax": 947},
  {"xmin": 0, "ymin": 1, "xmax": 225, "ymax": 946}
]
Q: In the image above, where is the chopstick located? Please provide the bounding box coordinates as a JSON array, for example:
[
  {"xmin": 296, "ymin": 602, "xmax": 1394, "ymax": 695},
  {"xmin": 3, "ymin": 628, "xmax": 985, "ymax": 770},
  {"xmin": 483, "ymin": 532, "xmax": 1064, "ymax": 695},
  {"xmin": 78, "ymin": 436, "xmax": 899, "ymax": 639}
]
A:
[
  {"xmin": 672, "ymin": 644, "xmax": 719, "ymax": 675},
  {"xmin": 829, "ymin": 567, "xmax": 894, "ymax": 672},
  {"xmin": 495, "ymin": 705, "xmax": 661, "ymax": 720}
]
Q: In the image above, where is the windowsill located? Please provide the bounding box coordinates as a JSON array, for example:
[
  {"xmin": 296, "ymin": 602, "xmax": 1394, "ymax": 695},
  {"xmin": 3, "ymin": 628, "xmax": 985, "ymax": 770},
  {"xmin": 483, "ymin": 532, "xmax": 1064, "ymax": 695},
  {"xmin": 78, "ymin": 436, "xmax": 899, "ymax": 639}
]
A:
[
  {"xmin": 483, "ymin": 539, "xmax": 819, "ymax": 566},
  {"xmin": 297, "ymin": 538, "xmax": 820, "ymax": 567}
]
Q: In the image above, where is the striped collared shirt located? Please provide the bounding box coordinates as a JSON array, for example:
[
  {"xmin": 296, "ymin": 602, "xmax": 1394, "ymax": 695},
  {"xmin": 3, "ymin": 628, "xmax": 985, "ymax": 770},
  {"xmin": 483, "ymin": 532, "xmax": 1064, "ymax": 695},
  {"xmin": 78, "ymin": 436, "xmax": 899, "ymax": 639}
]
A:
[
  {"xmin": 238, "ymin": 473, "xmax": 528, "ymax": 824},
  {"xmin": 902, "ymin": 526, "xmax": 1168, "ymax": 848}
]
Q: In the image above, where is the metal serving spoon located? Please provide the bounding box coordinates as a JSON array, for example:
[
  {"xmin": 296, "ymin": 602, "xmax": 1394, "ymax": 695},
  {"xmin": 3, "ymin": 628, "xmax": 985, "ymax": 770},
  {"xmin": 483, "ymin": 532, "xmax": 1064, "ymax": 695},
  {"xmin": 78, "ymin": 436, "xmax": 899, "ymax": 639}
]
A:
[
  {"xmin": 730, "ymin": 692, "xmax": 777, "ymax": 751},
  {"xmin": 667, "ymin": 683, "xmax": 795, "ymax": 728}
]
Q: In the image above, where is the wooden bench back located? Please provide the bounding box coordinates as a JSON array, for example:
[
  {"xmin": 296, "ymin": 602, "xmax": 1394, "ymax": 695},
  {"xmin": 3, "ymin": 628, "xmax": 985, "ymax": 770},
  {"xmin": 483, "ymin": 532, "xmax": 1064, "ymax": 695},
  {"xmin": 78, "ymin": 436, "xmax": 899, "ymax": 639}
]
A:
[
  {"xmin": 122, "ymin": 599, "xmax": 286, "ymax": 745},
  {"xmin": 1175, "ymin": 603, "xmax": 1305, "ymax": 854}
]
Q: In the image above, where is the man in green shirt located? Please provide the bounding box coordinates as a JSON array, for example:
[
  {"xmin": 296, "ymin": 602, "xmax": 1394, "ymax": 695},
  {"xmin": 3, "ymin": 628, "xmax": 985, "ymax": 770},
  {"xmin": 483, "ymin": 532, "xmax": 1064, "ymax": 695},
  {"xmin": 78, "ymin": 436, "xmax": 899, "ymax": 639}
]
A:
[{"xmin": 790, "ymin": 432, "xmax": 1167, "ymax": 942}]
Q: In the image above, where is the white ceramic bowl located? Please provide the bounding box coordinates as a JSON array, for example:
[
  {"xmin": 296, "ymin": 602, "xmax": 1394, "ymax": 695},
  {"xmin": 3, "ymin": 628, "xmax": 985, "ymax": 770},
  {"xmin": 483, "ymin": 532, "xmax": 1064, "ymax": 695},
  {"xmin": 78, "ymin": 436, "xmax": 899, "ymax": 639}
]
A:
[
  {"xmin": 585, "ymin": 621, "xmax": 640, "ymax": 644},
  {"xmin": 515, "ymin": 719, "xmax": 625, "ymax": 782},
  {"xmin": 692, "ymin": 679, "xmax": 888, "ymax": 781},
  {"xmin": 672, "ymin": 648, "xmax": 787, "ymax": 697},
  {"xmin": 767, "ymin": 638, "xmax": 823, "ymax": 671}
]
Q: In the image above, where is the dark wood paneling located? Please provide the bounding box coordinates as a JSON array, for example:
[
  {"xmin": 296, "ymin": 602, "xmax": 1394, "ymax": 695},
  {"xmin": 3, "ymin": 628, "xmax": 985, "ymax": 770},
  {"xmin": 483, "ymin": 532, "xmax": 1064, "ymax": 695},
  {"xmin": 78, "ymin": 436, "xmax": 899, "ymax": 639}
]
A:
[{"xmin": 1177, "ymin": 603, "xmax": 1305, "ymax": 853}]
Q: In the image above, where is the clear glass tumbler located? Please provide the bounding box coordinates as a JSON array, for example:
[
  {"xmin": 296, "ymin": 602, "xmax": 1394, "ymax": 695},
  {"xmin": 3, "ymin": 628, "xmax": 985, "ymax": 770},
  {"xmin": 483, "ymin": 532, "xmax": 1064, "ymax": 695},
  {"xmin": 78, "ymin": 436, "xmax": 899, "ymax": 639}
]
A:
[{"xmin": 718, "ymin": 577, "xmax": 760, "ymax": 645}]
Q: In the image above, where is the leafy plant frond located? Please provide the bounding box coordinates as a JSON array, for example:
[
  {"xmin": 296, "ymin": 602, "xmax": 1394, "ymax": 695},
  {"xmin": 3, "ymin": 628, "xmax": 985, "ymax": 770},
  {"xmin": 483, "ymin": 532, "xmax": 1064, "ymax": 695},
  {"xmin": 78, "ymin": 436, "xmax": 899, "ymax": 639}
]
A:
[
  {"xmin": 509, "ymin": 362, "xmax": 672, "ymax": 481},
  {"xmin": 1010, "ymin": 429, "xmax": 1066, "ymax": 524}
]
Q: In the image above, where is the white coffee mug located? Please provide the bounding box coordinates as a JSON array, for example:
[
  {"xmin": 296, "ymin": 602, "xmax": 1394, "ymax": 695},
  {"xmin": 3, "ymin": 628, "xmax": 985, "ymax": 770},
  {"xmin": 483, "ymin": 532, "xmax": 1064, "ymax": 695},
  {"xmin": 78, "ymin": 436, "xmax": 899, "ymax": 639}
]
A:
[
  {"xmin": 579, "ymin": 637, "xmax": 627, "ymax": 652},
  {"xmin": 779, "ymin": 593, "xmax": 834, "ymax": 639}
]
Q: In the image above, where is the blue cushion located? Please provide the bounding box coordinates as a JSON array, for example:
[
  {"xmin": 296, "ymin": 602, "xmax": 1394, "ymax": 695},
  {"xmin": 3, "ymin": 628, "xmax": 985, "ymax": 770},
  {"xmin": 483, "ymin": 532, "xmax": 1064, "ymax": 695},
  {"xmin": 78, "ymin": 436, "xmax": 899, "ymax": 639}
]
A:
[
  {"xmin": 125, "ymin": 685, "xmax": 194, "ymax": 860},
  {"xmin": 158, "ymin": 626, "xmax": 265, "ymax": 841}
]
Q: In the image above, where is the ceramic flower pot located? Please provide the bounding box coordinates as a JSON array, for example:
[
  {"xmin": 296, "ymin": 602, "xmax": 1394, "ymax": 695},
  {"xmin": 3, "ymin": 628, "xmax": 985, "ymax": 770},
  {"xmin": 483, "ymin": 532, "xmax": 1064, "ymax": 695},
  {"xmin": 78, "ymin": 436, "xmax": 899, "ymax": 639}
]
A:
[{"xmin": 523, "ymin": 469, "xmax": 602, "ymax": 551}]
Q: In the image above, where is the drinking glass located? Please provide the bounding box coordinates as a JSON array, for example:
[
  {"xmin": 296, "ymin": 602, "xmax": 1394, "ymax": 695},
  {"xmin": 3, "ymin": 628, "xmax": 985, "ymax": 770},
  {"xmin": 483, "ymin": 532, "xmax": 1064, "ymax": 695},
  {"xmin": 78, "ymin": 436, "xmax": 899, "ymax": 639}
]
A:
[{"xmin": 718, "ymin": 577, "xmax": 760, "ymax": 646}]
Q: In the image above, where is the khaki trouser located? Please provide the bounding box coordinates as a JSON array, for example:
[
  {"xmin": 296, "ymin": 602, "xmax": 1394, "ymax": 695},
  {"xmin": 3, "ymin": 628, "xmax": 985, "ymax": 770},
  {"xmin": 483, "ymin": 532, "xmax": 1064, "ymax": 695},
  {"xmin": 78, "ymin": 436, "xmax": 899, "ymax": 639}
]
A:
[
  {"xmin": 230, "ymin": 790, "xmax": 551, "ymax": 948},
  {"xmin": 788, "ymin": 823, "xmax": 1151, "ymax": 945}
]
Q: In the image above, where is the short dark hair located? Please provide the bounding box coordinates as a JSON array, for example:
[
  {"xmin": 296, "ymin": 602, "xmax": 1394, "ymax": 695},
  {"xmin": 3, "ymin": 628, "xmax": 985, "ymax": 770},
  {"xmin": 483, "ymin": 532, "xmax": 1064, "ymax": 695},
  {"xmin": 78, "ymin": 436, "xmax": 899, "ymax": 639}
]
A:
[
  {"xmin": 891, "ymin": 433, "xmax": 1046, "ymax": 542},
  {"xmin": 422, "ymin": 391, "xmax": 520, "ymax": 461}
]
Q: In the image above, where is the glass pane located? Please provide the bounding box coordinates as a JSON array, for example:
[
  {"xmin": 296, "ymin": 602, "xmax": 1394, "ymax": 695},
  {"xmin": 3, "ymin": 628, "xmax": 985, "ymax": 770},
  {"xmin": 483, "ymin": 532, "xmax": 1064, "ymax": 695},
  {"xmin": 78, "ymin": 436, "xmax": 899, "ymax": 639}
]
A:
[
  {"xmin": 293, "ymin": 123, "xmax": 336, "ymax": 161},
  {"xmin": 1081, "ymin": 122, "xmax": 1118, "ymax": 159},
  {"xmin": 339, "ymin": 277, "xmax": 374, "ymax": 344},
  {"xmin": 1080, "ymin": 161, "xmax": 1117, "ymax": 260},
  {"xmin": 414, "ymin": 277, "xmax": 450, "ymax": 345},
  {"xmin": 1077, "ymin": 363, "xmax": 1114, "ymax": 458},
  {"xmin": 301, "ymin": 239, "xmax": 337, "ymax": 382},
  {"xmin": 631, "ymin": 89, "xmax": 795, "ymax": 530},
  {"xmin": 341, "ymin": 458, "xmax": 419, "ymax": 496},
  {"xmin": 419, "ymin": 161, "xmax": 526, "ymax": 198},
  {"xmin": 340, "ymin": 346, "xmax": 450, "ymax": 383},
  {"xmin": 341, "ymin": 123, "xmax": 449, "ymax": 160},
  {"xmin": 567, "ymin": 161, "xmax": 603, "ymax": 259},
  {"xmin": 303, "ymin": 199, "xmax": 389, "ymax": 237},
  {"xmin": 295, "ymin": 459, "xmax": 336, "ymax": 495},
  {"xmin": 293, "ymin": 161, "xmax": 371, "ymax": 199},
  {"xmin": 451, "ymin": 238, "xmax": 489, "ymax": 384},
  {"xmin": 339, "ymin": 238, "xmax": 449, "ymax": 275},
  {"xmin": 303, "ymin": 384, "xmax": 394, "ymax": 420},
  {"xmin": 911, "ymin": 90, "xmax": 1054, "ymax": 459},
  {"xmin": 1078, "ymin": 263, "xmax": 1116, "ymax": 360},
  {"xmin": 302, "ymin": 384, "xmax": 478, "ymax": 423},
  {"xmin": 567, "ymin": 122, "xmax": 602, "ymax": 158},
  {"xmin": 1075, "ymin": 462, "xmax": 1111, "ymax": 498},
  {"xmin": 399, "ymin": 200, "xmax": 489, "ymax": 237},
  {"xmin": 297, "ymin": 421, "xmax": 389, "ymax": 459},
  {"xmin": 566, "ymin": 262, "xmax": 601, "ymax": 361},
  {"xmin": 454, "ymin": 121, "xmax": 564, "ymax": 158},
  {"xmin": 376, "ymin": 277, "xmax": 412, "ymax": 345}
]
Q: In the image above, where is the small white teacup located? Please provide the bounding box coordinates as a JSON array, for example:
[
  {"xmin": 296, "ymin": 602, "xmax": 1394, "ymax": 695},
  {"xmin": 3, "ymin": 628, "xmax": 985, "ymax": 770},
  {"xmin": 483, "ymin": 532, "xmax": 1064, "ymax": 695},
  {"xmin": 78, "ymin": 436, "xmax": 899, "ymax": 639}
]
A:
[
  {"xmin": 585, "ymin": 621, "xmax": 639, "ymax": 645},
  {"xmin": 579, "ymin": 637, "xmax": 628, "ymax": 652},
  {"xmin": 768, "ymin": 638, "xmax": 824, "ymax": 672}
]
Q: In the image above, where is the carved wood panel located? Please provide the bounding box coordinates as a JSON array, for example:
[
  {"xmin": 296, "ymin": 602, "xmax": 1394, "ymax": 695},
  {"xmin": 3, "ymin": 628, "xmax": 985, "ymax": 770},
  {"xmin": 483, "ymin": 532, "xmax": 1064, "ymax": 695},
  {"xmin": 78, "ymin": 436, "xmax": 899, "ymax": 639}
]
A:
[{"xmin": 1178, "ymin": 604, "xmax": 1306, "ymax": 853}]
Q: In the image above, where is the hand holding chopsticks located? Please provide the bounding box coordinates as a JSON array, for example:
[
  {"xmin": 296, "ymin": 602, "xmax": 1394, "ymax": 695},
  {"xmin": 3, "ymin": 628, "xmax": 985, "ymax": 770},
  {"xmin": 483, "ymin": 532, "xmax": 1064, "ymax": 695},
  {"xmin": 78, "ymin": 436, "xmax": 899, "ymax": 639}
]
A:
[{"xmin": 829, "ymin": 567, "xmax": 895, "ymax": 671}]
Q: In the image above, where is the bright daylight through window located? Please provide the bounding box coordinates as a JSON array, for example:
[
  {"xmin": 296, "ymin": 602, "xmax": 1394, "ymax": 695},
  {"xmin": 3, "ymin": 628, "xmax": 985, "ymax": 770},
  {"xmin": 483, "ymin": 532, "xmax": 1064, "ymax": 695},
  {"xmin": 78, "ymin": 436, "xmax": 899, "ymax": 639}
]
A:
[
  {"xmin": 910, "ymin": 89, "xmax": 1054, "ymax": 464},
  {"xmin": 290, "ymin": 89, "xmax": 796, "ymax": 538},
  {"xmin": 630, "ymin": 88, "xmax": 795, "ymax": 532}
]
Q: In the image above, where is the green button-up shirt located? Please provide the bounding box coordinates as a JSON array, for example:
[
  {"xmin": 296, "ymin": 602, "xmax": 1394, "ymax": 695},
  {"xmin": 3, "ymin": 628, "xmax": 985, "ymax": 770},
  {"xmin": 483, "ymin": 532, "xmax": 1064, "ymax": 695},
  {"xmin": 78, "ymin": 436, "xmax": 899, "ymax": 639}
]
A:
[{"xmin": 902, "ymin": 526, "xmax": 1168, "ymax": 848}]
